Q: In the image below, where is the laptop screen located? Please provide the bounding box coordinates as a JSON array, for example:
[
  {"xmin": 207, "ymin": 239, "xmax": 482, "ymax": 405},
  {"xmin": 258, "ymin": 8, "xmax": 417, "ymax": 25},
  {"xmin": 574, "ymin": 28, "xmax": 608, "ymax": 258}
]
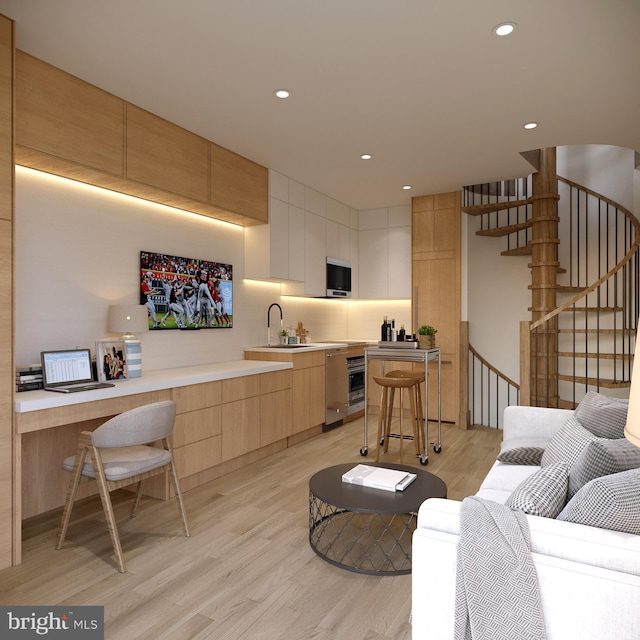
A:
[{"xmin": 41, "ymin": 349, "xmax": 94, "ymax": 387}]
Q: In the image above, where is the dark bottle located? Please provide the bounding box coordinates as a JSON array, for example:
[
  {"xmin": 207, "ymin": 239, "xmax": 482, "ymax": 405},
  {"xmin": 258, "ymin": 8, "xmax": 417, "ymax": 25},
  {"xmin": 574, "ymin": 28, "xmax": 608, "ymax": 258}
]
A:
[
  {"xmin": 381, "ymin": 316, "xmax": 389, "ymax": 341},
  {"xmin": 398, "ymin": 325, "xmax": 406, "ymax": 342}
]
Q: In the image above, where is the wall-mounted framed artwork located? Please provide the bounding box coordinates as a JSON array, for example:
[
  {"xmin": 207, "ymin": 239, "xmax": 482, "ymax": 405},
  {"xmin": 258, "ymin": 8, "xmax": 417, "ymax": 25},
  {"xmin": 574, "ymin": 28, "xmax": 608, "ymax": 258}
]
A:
[
  {"xmin": 140, "ymin": 251, "xmax": 233, "ymax": 330},
  {"xmin": 95, "ymin": 340, "xmax": 127, "ymax": 381}
]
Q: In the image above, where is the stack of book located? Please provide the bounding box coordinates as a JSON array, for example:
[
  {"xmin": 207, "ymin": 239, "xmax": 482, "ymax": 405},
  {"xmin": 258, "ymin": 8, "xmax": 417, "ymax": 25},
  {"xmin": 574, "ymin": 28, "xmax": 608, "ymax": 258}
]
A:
[
  {"xmin": 342, "ymin": 464, "xmax": 417, "ymax": 492},
  {"xmin": 16, "ymin": 364, "xmax": 43, "ymax": 392}
]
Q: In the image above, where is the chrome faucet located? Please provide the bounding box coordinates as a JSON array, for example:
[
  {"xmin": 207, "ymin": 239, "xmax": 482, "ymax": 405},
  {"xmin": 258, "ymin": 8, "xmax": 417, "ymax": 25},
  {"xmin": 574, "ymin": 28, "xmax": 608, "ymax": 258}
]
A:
[{"xmin": 267, "ymin": 303, "xmax": 283, "ymax": 346}]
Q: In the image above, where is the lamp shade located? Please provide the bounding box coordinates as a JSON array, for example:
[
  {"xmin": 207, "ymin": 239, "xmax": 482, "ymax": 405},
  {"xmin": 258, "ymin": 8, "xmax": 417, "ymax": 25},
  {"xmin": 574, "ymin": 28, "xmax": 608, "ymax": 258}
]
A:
[
  {"xmin": 624, "ymin": 328, "xmax": 640, "ymax": 447},
  {"xmin": 108, "ymin": 304, "xmax": 149, "ymax": 338}
]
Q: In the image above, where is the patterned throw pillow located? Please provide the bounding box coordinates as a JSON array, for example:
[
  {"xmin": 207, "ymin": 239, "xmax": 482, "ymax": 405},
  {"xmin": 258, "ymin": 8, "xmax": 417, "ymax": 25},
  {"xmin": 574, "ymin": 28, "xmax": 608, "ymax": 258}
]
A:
[
  {"xmin": 541, "ymin": 416, "xmax": 598, "ymax": 468},
  {"xmin": 506, "ymin": 462, "xmax": 570, "ymax": 518},
  {"xmin": 568, "ymin": 438, "xmax": 640, "ymax": 499},
  {"xmin": 574, "ymin": 391, "xmax": 628, "ymax": 439},
  {"xmin": 497, "ymin": 438, "xmax": 548, "ymax": 466},
  {"xmin": 557, "ymin": 468, "xmax": 640, "ymax": 534}
]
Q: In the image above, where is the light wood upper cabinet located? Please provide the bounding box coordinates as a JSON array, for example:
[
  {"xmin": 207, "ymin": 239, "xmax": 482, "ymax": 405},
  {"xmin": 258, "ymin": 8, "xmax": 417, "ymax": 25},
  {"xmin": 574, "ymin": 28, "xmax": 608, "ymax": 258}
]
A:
[
  {"xmin": 14, "ymin": 51, "xmax": 268, "ymax": 226},
  {"xmin": 126, "ymin": 104, "xmax": 209, "ymax": 203},
  {"xmin": 15, "ymin": 52, "xmax": 124, "ymax": 176},
  {"xmin": 211, "ymin": 143, "xmax": 268, "ymax": 223}
]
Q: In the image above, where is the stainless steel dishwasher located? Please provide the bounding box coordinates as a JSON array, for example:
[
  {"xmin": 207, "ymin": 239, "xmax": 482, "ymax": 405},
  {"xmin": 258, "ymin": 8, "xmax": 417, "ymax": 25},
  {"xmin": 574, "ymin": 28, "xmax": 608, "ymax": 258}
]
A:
[{"xmin": 324, "ymin": 346, "xmax": 349, "ymax": 429}]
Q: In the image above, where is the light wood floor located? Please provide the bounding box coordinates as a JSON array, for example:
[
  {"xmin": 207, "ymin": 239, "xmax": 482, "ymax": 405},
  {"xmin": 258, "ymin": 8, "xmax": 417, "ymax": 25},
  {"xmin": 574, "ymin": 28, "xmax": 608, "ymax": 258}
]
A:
[{"xmin": 0, "ymin": 417, "xmax": 501, "ymax": 640}]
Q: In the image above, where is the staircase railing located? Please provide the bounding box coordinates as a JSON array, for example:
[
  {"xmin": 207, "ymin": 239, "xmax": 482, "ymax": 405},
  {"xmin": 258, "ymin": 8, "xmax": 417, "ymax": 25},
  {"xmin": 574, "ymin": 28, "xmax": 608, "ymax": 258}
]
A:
[
  {"xmin": 468, "ymin": 344, "xmax": 519, "ymax": 428},
  {"xmin": 529, "ymin": 177, "xmax": 640, "ymax": 407},
  {"xmin": 463, "ymin": 174, "xmax": 640, "ymax": 417}
]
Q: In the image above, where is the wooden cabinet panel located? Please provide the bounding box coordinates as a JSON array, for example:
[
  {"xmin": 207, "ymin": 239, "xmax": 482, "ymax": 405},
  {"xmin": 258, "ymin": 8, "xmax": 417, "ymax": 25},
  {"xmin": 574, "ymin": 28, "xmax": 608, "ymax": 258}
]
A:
[
  {"xmin": 0, "ymin": 19, "xmax": 12, "ymax": 220},
  {"xmin": 221, "ymin": 397, "xmax": 261, "ymax": 461},
  {"xmin": 174, "ymin": 435, "xmax": 222, "ymax": 478},
  {"xmin": 260, "ymin": 370, "xmax": 292, "ymax": 394},
  {"xmin": 15, "ymin": 52, "xmax": 124, "ymax": 176},
  {"xmin": 210, "ymin": 143, "xmax": 268, "ymax": 223},
  {"xmin": 292, "ymin": 368, "xmax": 310, "ymax": 433},
  {"xmin": 222, "ymin": 375, "xmax": 261, "ymax": 402},
  {"xmin": 126, "ymin": 104, "xmax": 209, "ymax": 202},
  {"xmin": 308, "ymin": 366, "xmax": 326, "ymax": 428},
  {"xmin": 172, "ymin": 381, "xmax": 221, "ymax": 414},
  {"xmin": 173, "ymin": 406, "xmax": 222, "ymax": 448},
  {"xmin": 261, "ymin": 389, "xmax": 292, "ymax": 446},
  {"xmin": 412, "ymin": 190, "xmax": 461, "ymax": 425}
]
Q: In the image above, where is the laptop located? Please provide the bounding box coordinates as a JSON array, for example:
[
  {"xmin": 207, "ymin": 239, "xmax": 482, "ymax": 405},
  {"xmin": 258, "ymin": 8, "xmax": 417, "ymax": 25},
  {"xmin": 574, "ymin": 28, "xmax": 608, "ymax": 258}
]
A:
[{"xmin": 41, "ymin": 348, "xmax": 115, "ymax": 393}]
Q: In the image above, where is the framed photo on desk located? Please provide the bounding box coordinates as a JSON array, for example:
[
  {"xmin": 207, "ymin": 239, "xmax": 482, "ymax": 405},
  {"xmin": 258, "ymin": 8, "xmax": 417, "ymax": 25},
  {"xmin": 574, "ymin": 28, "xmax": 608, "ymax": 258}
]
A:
[{"xmin": 95, "ymin": 340, "xmax": 127, "ymax": 381}]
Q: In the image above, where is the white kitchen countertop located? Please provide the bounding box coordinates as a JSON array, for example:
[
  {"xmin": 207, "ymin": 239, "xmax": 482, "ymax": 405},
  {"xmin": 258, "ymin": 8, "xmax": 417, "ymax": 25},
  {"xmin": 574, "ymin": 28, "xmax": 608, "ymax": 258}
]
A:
[{"xmin": 15, "ymin": 360, "xmax": 293, "ymax": 413}]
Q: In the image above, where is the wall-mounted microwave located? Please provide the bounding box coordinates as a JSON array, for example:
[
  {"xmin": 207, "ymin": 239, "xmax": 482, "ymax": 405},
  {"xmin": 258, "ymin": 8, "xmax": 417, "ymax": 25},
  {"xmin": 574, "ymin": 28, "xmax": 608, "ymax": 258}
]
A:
[{"xmin": 326, "ymin": 257, "xmax": 352, "ymax": 298}]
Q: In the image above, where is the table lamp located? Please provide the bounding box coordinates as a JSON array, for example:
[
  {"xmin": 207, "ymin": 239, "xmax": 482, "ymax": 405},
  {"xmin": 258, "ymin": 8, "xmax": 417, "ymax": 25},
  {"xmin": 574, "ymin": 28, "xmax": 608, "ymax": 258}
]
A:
[
  {"xmin": 624, "ymin": 327, "xmax": 640, "ymax": 448},
  {"xmin": 107, "ymin": 304, "xmax": 148, "ymax": 378}
]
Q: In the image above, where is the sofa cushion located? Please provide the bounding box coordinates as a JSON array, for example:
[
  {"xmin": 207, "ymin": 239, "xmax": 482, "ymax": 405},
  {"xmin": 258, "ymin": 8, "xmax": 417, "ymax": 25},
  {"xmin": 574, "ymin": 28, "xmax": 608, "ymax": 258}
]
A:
[
  {"xmin": 574, "ymin": 390, "xmax": 628, "ymax": 439},
  {"xmin": 568, "ymin": 437, "xmax": 640, "ymax": 499},
  {"xmin": 557, "ymin": 468, "xmax": 640, "ymax": 534},
  {"xmin": 541, "ymin": 415, "xmax": 598, "ymax": 469},
  {"xmin": 506, "ymin": 462, "xmax": 569, "ymax": 518},
  {"xmin": 497, "ymin": 437, "xmax": 548, "ymax": 465}
]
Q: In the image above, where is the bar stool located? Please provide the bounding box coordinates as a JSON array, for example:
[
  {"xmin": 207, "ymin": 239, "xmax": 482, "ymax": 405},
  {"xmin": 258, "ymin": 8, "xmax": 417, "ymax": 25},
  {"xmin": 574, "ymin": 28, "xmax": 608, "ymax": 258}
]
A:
[
  {"xmin": 372, "ymin": 375, "xmax": 420, "ymax": 464},
  {"xmin": 385, "ymin": 369, "xmax": 426, "ymax": 455}
]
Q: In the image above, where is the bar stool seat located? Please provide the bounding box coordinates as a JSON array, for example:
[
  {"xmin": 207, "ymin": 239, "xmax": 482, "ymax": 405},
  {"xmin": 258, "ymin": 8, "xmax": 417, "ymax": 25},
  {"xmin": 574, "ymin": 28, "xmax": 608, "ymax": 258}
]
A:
[
  {"xmin": 385, "ymin": 369, "xmax": 426, "ymax": 454},
  {"xmin": 372, "ymin": 375, "xmax": 421, "ymax": 464}
]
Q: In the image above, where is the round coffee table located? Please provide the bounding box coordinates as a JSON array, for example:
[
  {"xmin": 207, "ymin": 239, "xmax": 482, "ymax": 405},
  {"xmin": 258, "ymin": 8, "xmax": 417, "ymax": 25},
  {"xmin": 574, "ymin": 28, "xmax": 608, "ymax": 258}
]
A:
[{"xmin": 308, "ymin": 462, "xmax": 447, "ymax": 575}]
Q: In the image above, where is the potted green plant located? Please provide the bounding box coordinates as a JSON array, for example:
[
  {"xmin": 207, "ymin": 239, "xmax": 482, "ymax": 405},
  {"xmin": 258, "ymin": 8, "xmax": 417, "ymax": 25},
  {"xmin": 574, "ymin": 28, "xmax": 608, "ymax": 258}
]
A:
[
  {"xmin": 279, "ymin": 329, "xmax": 288, "ymax": 345},
  {"xmin": 418, "ymin": 325, "xmax": 437, "ymax": 349}
]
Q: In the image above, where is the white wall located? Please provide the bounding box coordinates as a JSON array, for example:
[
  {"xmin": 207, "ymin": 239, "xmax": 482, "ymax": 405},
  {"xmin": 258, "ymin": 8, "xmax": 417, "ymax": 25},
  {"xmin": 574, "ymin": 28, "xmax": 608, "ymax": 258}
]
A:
[{"xmin": 15, "ymin": 167, "xmax": 409, "ymax": 371}]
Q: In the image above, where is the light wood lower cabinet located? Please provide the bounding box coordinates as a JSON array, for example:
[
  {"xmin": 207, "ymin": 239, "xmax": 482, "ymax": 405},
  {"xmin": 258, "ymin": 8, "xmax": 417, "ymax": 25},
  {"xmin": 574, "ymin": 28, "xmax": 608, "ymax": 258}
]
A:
[
  {"xmin": 19, "ymin": 370, "xmax": 294, "ymax": 519},
  {"xmin": 245, "ymin": 351, "xmax": 326, "ymax": 434}
]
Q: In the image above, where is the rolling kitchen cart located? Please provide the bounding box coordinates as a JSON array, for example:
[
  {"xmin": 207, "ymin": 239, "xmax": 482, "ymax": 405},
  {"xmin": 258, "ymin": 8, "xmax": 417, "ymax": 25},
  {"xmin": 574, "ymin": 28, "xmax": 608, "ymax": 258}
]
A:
[{"xmin": 361, "ymin": 346, "xmax": 441, "ymax": 465}]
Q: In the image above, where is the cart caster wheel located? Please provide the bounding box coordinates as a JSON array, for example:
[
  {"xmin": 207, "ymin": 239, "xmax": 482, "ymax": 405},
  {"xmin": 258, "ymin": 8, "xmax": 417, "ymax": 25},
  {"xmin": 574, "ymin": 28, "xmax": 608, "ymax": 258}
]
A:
[
  {"xmin": 434, "ymin": 444, "xmax": 442, "ymax": 454},
  {"xmin": 360, "ymin": 446, "xmax": 368, "ymax": 456},
  {"xmin": 419, "ymin": 455, "xmax": 428, "ymax": 466}
]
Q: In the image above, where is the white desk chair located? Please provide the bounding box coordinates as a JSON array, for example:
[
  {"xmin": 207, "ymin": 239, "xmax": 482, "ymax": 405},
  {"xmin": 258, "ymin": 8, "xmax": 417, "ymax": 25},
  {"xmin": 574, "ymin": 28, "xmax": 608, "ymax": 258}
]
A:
[{"xmin": 56, "ymin": 400, "xmax": 190, "ymax": 572}]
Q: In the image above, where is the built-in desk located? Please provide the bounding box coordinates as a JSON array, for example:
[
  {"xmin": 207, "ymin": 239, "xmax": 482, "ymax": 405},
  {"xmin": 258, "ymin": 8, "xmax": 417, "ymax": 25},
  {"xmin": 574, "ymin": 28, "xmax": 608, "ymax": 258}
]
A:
[{"xmin": 14, "ymin": 361, "xmax": 294, "ymax": 563}]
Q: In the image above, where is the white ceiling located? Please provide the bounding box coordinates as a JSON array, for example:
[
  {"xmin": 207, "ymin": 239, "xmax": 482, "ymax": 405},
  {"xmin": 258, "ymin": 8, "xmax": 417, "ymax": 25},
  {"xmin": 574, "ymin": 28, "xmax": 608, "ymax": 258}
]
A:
[{"xmin": 1, "ymin": 0, "xmax": 639, "ymax": 211}]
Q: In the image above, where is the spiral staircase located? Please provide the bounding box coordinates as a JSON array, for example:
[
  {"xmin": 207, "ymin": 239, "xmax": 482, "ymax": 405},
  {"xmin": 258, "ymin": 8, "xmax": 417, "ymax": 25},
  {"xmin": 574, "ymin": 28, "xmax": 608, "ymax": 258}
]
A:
[{"xmin": 464, "ymin": 147, "xmax": 639, "ymax": 425}]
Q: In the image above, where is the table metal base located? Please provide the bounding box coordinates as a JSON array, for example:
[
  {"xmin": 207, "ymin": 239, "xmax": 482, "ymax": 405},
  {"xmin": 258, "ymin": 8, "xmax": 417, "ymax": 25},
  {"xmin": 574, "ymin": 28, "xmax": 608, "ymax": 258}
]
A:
[{"xmin": 309, "ymin": 493, "xmax": 417, "ymax": 575}]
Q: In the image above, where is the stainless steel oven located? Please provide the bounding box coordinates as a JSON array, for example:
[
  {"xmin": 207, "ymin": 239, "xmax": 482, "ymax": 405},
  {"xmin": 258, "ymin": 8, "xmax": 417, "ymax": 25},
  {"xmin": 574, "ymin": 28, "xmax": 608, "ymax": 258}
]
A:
[{"xmin": 346, "ymin": 354, "xmax": 365, "ymax": 414}]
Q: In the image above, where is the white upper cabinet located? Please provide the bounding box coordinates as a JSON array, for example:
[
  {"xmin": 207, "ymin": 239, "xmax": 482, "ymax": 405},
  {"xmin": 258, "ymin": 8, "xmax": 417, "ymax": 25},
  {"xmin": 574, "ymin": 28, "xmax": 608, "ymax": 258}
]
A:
[{"xmin": 358, "ymin": 205, "xmax": 411, "ymax": 299}]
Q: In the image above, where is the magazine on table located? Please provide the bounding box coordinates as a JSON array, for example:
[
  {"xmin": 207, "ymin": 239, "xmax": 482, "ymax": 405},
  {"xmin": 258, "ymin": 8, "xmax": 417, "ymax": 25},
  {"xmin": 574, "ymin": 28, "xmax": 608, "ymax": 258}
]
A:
[{"xmin": 341, "ymin": 464, "xmax": 417, "ymax": 492}]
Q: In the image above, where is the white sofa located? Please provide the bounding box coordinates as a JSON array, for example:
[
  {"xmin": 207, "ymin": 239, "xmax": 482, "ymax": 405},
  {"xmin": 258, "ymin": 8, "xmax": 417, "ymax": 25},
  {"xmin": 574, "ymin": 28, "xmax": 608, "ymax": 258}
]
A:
[{"xmin": 412, "ymin": 405, "xmax": 640, "ymax": 640}]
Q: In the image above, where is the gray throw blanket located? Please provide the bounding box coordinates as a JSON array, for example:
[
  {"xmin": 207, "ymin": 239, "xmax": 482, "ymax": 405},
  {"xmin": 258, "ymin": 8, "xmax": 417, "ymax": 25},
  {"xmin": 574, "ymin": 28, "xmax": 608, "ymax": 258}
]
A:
[{"xmin": 454, "ymin": 497, "xmax": 547, "ymax": 640}]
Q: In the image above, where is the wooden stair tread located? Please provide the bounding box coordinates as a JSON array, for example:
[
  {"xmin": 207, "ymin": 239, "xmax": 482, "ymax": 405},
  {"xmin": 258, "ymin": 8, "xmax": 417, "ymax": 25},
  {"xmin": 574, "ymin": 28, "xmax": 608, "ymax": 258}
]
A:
[
  {"xmin": 557, "ymin": 351, "xmax": 634, "ymax": 360},
  {"xmin": 559, "ymin": 306, "xmax": 623, "ymax": 312},
  {"xmin": 501, "ymin": 245, "xmax": 531, "ymax": 256},
  {"xmin": 556, "ymin": 374, "xmax": 630, "ymax": 388},
  {"xmin": 557, "ymin": 285, "xmax": 587, "ymax": 293},
  {"xmin": 476, "ymin": 220, "xmax": 532, "ymax": 237},
  {"xmin": 557, "ymin": 328, "xmax": 636, "ymax": 334},
  {"xmin": 462, "ymin": 198, "xmax": 530, "ymax": 216}
]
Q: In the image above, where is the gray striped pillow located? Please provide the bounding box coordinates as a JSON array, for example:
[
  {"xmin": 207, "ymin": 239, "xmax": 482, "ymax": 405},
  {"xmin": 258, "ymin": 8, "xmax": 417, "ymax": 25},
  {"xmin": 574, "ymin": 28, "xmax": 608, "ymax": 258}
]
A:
[
  {"xmin": 506, "ymin": 462, "xmax": 569, "ymax": 518},
  {"xmin": 541, "ymin": 416, "xmax": 598, "ymax": 469},
  {"xmin": 558, "ymin": 468, "xmax": 640, "ymax": 534},
  {"xmin": 575, "ymin": 391, "xmax": 628, "ymax": 439},
  {"xmin": 568, "ymin": 438, "xmax": 640, "ymax": 499}
]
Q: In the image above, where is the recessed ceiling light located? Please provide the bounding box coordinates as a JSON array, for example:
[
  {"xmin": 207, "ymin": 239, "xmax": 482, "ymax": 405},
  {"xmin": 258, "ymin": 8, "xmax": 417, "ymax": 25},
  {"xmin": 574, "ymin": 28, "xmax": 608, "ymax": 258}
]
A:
[
  {"xmin": 402, "ymin": 185, "xmax": 412, "ymax": 190},
  {"xmin": 493, "ymin": 22, "xmax": 516, "ymax": 36},
  {"xmin": 523, "ymin": 122, "xmax": 538, "ymax": 130},
  {"xmin": 361, "ymin": 154, "xmax": 372, "ymax": 160},
  {"xmin": 274, "ymin": 89, "xmax": 290, "ymax": 99}
]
